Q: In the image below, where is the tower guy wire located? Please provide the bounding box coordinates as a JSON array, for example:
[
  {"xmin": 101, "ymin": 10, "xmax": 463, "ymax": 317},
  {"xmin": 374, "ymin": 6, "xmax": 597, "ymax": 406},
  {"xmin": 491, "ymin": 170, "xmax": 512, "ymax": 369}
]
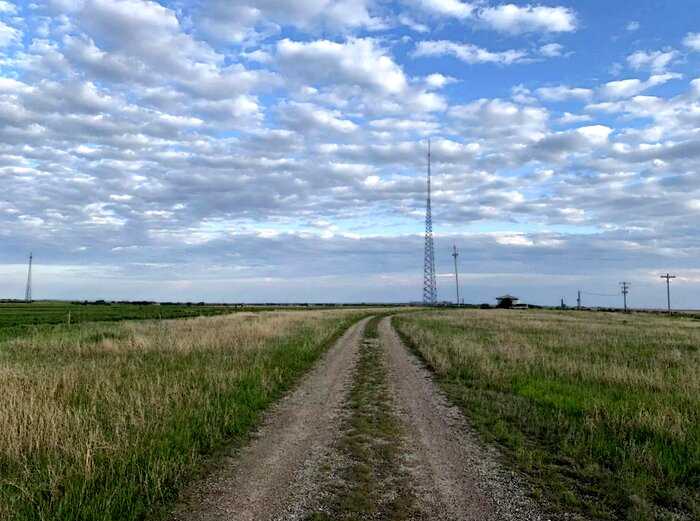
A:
[
  {"xmin": 660, "ymin": 273, "xmax": 676, "ymax": 313},
  {"xmin": 452, "ymin": 243, "xmax": 460, "ymax": 305},
  {"xmin": 25, "ymin": 252, "xmax": 33, "ymax": 303},
  {"xmin": 422, "ymin": 139, "xmax": 437, "ymax": 306},
  {"xmin": 619, "ymin": 281, "xmax": 630, "ymax": 312}
]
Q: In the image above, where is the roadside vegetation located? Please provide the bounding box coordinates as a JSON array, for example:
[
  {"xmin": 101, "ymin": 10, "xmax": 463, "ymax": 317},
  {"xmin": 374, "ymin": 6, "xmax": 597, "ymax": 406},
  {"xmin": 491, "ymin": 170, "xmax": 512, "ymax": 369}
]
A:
[
  {"xmin": 0, "ymin": 309, "xmax": 370, "ymax": 521},
  {"xmin": 394, "ymin": 309, "xmax": 700, "ymax": 520},
  {"xmin": 308, "ymin": 316, "xmax": 419, "ymax": 520}
]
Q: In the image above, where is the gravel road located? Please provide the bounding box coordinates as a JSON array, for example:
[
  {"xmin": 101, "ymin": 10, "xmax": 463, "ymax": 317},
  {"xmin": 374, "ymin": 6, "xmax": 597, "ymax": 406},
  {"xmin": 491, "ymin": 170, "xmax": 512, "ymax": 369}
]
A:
[
  {"xmin": 170, "ymin": 317, "xmax": 369, "ymax": 521},
  {"xmin": 380, "ymin": 316, "xmax": 551, "ymax": 521}
]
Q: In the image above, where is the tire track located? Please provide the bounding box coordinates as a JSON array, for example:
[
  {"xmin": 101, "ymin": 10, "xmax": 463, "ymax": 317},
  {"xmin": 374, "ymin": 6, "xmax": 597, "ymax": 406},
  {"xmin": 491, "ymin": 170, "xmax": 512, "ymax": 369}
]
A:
[
  {"xmin": 170, "ymin": 316, "xmax": 370, "ymax": 521},
  {"xmin": 380, "ymin": 316, "xmax": 550, "ymax": 521}
]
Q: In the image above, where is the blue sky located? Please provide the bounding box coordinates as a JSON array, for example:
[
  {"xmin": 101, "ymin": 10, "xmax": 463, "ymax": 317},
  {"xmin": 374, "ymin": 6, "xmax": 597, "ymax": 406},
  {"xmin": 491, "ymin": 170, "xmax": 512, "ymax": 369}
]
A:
[{"xmin": 1, "ymin": 0, "xmax": 700, "ymax": 307}]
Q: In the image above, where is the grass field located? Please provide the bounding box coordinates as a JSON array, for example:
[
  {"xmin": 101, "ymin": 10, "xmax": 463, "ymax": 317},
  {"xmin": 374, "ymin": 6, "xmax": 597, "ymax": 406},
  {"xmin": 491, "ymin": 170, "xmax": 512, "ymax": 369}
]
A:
[
  {"xmin": 394, "ymin": 310, "xmax": 700, "ymax": 520},
  {"xmin": 0, "ymin": 308, "xmax": 371, "ymax": 521}
]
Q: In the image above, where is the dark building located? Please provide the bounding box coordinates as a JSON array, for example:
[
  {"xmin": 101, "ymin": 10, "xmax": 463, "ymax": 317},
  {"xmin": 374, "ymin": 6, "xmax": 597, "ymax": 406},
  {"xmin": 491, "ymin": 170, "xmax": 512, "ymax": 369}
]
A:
[{"xmin": 496, "ymin": 294, "xmax": 519, "ymax": 309}]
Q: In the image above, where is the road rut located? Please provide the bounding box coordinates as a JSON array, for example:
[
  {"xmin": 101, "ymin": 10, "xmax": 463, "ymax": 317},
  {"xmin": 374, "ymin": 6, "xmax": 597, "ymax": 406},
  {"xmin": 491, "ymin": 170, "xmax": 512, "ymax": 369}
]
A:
[{"xmin": 171, "ymin": 317, "xmax": 369, "ymax": 521}]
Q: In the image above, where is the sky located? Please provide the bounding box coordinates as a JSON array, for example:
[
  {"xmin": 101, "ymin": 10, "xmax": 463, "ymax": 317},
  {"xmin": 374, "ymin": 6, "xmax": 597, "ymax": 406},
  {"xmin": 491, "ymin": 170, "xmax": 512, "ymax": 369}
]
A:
[{"xmin": 1, "ymin": 0, "xmax": 700, "ymax": 307}]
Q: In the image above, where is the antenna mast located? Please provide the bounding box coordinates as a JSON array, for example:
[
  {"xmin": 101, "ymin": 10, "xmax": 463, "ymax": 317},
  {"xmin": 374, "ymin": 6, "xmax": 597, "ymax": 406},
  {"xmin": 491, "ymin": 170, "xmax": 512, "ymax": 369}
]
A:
[
  {"xmin": 422, "ymin": 140, "xmax": 437, "ymax": 305},
  {"xmin": 25, "ymin": 252, "xmax": 33, "ymax": 303}
]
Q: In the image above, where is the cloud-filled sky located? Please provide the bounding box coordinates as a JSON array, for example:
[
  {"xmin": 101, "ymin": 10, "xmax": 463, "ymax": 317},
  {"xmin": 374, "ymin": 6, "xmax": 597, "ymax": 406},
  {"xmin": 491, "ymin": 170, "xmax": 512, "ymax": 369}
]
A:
[{"xmin": 2, "ymin": 0, "xmax": 700, "ymax": 307}]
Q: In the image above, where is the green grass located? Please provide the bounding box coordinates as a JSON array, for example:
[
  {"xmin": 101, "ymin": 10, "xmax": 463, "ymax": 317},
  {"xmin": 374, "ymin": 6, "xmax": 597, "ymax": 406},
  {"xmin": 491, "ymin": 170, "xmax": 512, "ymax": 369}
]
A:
[
  {"xmin": 0, "ymin": 302, "xmax": 247, "ymax": 342},
  {"xmin": 0, "ymin": 309, "xmax": 371, "ymax": 521},
  {"xmin": 394, "ymin": 309, "xmax": 700, "ymax": 521}
]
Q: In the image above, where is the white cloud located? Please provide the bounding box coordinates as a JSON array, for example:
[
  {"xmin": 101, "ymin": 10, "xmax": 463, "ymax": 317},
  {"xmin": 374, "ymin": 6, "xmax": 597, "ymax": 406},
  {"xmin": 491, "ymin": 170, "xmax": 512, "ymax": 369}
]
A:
[
  {"xmin": 478, "ymin": 4, "xmax": 577, "ymax": 34},
  {"xmin": 600, "ymin": 73, "xmax": 683, "ymax": 99},
  {"xmin": 449, "ymin": 98, "xmax": 548, "ymax": 141},
  {"xmin": 576, "ymin": 125, "xmax": 612, "ymax": 144},
  {"xmin": 196, "ymin": 0, "xmax": 381, "ymax": 43},
  {"xmin": 0, "ymin": 1, "xmax": 16, "ymax": 13},
  {"xmin": 276, "ymin": 38, "xmax": 407, "ymax": 95},
  {"xmin": 540, "ymin": 43, "xmax": 564, "ymax": 57},
  {"xmin": 557, "ymin": 112, "xmax": 592, "ymax": 124},
  {"xmin": 414, "ymin": 40, "xmax": 527, "ymax": 65},
  {"xmin": 627, "ymin": 50, "xmax": 678, "ymax": 73},
  {"xmin": 0, "ymin": 20, "xmax": 20, "ymax": 47},
  {"xmin": 626, "ymin": 21, "xmax": 640, "ymax": 31},
  {"xmin": 536, "ymin": 85, "xmax": 593, "ymax": 102},
  {"xmin": 279, "ymin": 101, "xmax": 358, "ymax": 134},
  {"xmin": 415, "ymin": 0, "xmax": 475, "ymax": 19},
  {"xmin": 684, "ymin": 32, "xmax": 700, "ymax": 52}
]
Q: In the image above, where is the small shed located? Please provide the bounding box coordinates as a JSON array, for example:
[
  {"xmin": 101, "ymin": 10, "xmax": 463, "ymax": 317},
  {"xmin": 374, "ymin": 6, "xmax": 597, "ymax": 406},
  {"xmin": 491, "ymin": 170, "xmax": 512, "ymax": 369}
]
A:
[{"xmin": 496, "ymin": 294, "xmax": 519, "ymax": 309}]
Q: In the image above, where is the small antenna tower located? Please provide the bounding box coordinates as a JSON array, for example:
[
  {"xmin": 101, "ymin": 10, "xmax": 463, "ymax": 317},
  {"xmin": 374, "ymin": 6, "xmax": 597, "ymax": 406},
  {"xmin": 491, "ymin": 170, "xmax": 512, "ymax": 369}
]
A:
[
  {"xmin": 619, "ymin": 281, "xmax": 630, "ymax": 312},
  {"xmin": 25, "ymin": 252, "xmax": 33, "ymax": 303},
  {"xmin": 452, "ymin": 244, "xmax": 460, "ymax": 305},
  {"xmin": 422, "ymin": 140, "xmax": 437, "ymax": 305},
  {"xmin": 660, "ymin": 273, "xmax": 676, "ymax": 313}
]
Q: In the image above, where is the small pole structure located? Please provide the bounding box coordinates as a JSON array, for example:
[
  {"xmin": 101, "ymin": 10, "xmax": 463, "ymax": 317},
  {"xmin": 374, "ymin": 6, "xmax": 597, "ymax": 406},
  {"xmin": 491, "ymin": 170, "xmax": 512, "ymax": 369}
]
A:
[
  {"xmin": 660, "ymin": 273, "xmax": 676, "ymax": 314},
  {"xmin": 577, "ymin": 290, "xmax": 581, "ymax": 310},
  {"xmin": 25, "ymin": 252, "xmax": 33, "ymax": 303},
  {"xmin": 452, "ymin": 244, "xmax": 460, "ymax": 306},
  {"xmin": 620, "ymin": 282, "xmax": 630, "ymax": 312}
]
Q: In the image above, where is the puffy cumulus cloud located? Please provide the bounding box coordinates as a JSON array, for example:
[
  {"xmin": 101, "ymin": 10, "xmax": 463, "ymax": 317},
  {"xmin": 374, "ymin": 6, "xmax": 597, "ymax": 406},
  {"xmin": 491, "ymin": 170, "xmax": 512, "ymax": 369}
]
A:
[
  {"xmin": 413, "ymin": 40, "xmax": 528, "ymax": 65},
  {"xmin": 276, "ymin": 38, "xmax": 407, "ymax": 96},
  {"xmin": 278, "ymin": 101, "xmax": 358, "ymax": 134},
  {"xmin": 599, "ymin": 73, "xmax": 683, "ymax": 99},
  {"xmin": 449, "ymin": 98, "xmax": 548, "ymax": 141},
  {"xmin": 195, "ymin": 0, "xmax": 381, "ymax": 44},
  {"xmin": 539, "ymin": 43, "xmax": 564, "ymax": 57},
  {"xmin": 0, "ymin": 20, "xmax": 20, "ymax": 47},
  {"xmin": 684, "ymin": 32, "xmax": 700, "ymax": 52},
  {"xmin": 412, "ymin": 0, "xmax": 475, "ymax": 19},
  {"xmin": 627, "ymin": 49, "xmax": 678, "ymax": 73},
  {"xmin": 477, "ymin": 4, "xmax": 577, "ymax": 34},
  {"xmin": 536, "ymin": 85, "xmax": 593, "ymax": 102}
]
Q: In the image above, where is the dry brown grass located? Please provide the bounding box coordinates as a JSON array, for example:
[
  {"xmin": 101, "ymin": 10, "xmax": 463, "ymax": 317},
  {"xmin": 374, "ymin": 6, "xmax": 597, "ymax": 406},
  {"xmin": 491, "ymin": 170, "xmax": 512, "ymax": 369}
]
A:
[{"xmin": 0, "ymin": 309, "xmax": 371, "ymax": 521}]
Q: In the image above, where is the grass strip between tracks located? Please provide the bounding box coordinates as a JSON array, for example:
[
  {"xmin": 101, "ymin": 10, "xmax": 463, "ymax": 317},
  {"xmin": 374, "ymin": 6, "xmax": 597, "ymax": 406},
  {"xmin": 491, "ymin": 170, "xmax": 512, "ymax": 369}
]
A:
[{"xmin": 307, "ymin": 315, "xmax": 419, "ymax": 521}]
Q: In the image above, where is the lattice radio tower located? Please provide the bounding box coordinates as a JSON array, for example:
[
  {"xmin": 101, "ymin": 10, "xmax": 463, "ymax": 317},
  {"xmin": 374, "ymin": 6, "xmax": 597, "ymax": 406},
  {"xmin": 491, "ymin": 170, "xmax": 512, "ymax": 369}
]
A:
[
  {"xmin": 423, "ymin": 140, "xmax": 437, "ymax": 305},
  {"xmin": 25, "ymin": 252, "xmax": 33, "ymax": 303}
]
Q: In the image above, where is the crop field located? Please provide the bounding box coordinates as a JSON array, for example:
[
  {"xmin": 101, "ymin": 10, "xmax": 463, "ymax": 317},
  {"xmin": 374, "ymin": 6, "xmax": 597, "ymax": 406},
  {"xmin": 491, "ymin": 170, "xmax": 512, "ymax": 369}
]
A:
[
  {"xmin": 0, "ymin": 308, "xmax": 371, "ymax": 521},
  {"xmin": 0, "ymin": 301, "xmax": 246, "ymax": 333},
  {"xmin": 394, "ymin": 309, "xmax": 700, "ymax": 520}
]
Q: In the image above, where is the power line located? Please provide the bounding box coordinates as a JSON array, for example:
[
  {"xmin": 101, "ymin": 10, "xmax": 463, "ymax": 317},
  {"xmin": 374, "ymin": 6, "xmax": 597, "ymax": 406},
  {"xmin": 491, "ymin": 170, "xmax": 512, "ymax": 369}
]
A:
[
  {"xmin": 422, "ymin": 139, "xmax": 437, "ymax": 306},
  {"xmin": 660, "ymin": 273, "xmax": 676, "ymax": 313}
]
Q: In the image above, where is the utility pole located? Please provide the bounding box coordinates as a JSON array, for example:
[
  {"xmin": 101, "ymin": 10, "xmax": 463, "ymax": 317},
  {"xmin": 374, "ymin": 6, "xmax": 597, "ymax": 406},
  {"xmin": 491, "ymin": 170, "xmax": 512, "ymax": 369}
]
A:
[
  {"xmin": 619, "ymin": 282, "xmax": 630, "ymax": 312},
  {"xmin": 660, "ymin": 273, "xmax": 676, "ymax": 313},
  {"xmin": 577, "ymin": 290, "xmax": 581, "ymax": 310},
  {"xmin": 452, "ymin": 244, "xmax": 460, "ymax": 306},
  {"xmin": 25, "ymin": 252, "xmax": 33, "ymax": 303}
]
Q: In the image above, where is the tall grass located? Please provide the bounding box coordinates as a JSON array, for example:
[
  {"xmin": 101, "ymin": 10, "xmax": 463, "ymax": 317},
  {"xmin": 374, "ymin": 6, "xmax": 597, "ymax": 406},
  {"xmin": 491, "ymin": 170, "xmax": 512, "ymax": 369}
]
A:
[
  {"xmin": 0, "ymin": 310, "xmax": 368, "ymax": 521},
  {"xmin": 394, "ymin": 310, "xmax": 700, "ymax": 520}
]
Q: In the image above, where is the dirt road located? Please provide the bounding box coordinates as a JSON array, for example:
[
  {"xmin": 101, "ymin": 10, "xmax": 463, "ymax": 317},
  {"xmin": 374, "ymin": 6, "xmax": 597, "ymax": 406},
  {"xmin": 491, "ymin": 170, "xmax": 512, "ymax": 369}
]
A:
[
  {"xmin": 173, "ymin": 315, "xmax": 560, "ymax": 520},
  {"xmin": 171, "ymin": 317, "xmax": 369, "ymax": 521}
]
